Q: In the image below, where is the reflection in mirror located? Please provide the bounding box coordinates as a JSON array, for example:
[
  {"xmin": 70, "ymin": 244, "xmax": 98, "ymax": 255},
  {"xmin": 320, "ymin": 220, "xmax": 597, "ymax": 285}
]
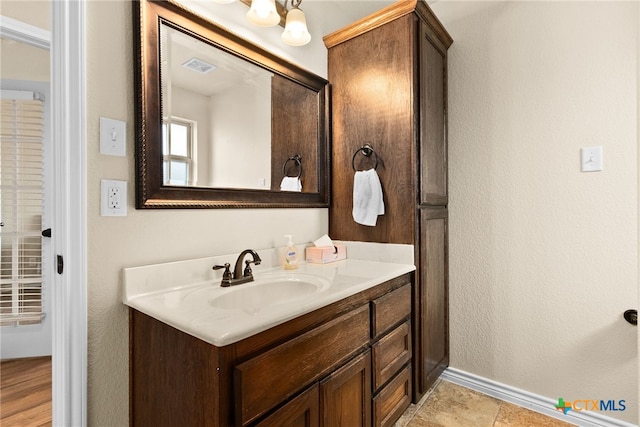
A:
[
  {"xmin": 134, "ymin": 0, "xmax": 329, "ymax": 208},
  {"xmin": 161, "ymin": 24, "xmax": 274, "ymax": 190}
]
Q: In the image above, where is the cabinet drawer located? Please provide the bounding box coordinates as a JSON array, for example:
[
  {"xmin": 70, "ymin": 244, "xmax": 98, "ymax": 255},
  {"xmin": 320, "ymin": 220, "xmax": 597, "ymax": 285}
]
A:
[
  {"xmin": 372, "ymin": 321, "xmax": 411, "ymax": 391},
  {"xmin": 235, "ymin": 305, "xmax": 370, "ymax": 426},
  {"xmin": 373, "ymin": 364, "xmax": 412, "ymax": 427},
  {"xmin": 371, "ymin": 284, "xmax": 411, "ymax": 338}
]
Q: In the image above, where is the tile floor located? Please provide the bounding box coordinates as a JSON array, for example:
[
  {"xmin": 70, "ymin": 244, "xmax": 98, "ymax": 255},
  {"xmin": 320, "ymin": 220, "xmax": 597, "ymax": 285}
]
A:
[{"xmin": 396, "ymin": 380, "xmax": 576, "ymax": 427}]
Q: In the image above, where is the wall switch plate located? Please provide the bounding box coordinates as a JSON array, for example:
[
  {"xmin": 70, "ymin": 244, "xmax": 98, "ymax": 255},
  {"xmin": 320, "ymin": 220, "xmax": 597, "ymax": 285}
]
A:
[
  {"xmin": 100, "ymin": 117, "xmax": 126, "ymax": 157},
  {"xmin": 101, "ymin": 179, "xmax": 127, "ymax": 216},
  {"xmin": 581, "ymin": 146, "xmax": 603, "ymax": 172}
]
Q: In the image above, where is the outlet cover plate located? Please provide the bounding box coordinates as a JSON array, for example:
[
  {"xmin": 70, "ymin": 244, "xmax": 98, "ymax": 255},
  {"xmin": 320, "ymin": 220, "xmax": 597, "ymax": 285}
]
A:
[{"xmin": 101, "ymin": 179, "xmax": 127, "ymax": 216}]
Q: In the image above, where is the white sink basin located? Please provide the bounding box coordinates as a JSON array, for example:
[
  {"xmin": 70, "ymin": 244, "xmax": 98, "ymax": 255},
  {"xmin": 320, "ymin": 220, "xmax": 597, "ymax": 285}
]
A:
[{"xmin": 208, "ymin": 273, "xmax": 330, "ymax": 315}]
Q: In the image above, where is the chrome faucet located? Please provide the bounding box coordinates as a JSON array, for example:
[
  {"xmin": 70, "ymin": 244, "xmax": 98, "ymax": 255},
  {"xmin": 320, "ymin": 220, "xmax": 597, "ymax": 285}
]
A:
[{"xmin": 213, "ymin": 249, "xmax": 262, "ymax": 287}]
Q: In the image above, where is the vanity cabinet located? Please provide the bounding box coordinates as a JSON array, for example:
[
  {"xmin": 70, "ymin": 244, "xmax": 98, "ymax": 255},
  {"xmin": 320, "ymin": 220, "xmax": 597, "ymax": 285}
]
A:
[
  {"xmin": 324, "ymin": 0, "xmax": 452, "ymax": 400},
  {"xmin": 130, "ymin": 273, "xmax": 413, "ymax": 427}
]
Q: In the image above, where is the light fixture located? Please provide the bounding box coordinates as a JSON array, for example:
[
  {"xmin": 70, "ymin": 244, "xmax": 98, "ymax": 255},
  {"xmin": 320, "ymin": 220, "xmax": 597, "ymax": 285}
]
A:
[
  {"xmin": 281, "ymin": 1, "xmax": 311, "ymax": 46},
  {"xmin": 217, "ymin": 0, "xmax": 311, "ymax": 46},
  {"xmin": 247, "ymin": 0, "xmax": 281, "ymax": 27}
]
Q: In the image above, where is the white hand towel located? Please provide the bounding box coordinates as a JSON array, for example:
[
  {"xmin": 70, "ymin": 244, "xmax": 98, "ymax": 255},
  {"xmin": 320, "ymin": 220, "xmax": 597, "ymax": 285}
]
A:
[
  {"xmin": 352, "ymin": 168, "xmax": 384, "ymax": 226},
  {"xmin": 280, "ymin": 176, "xmax": 302, "ymax": 192}
]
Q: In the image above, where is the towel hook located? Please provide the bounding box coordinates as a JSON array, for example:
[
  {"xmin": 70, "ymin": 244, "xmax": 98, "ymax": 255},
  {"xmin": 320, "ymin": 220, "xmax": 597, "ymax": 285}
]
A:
[
  {"xmin": 352, "ymin": 144, "xmax": 379, "ymax": 171},
  {"xmin": 283, "ymin": 154, "xmax": 303, "ymax": 178}
]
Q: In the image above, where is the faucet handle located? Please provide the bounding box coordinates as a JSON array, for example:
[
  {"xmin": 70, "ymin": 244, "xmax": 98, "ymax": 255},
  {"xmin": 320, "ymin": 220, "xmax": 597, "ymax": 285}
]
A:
[
  {"xmin": 243, "ymin": 259, "xmax": 259, "ymax": 277},
  {"xmin": 213, "ymin": 263, "xmax": 232, "ymax": 281}
]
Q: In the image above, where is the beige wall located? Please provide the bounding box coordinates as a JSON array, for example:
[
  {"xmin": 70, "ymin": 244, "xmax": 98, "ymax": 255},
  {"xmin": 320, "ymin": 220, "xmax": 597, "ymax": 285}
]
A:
[
  {"xmin": 86, "ymin": 1, "xmax": 326, "ymax": 424},
  {"xmin": 0, "ymin": 39, "xmax": 49, "ymax": 82},
  {"xmin": 0, "ymin": 1, "xmax": 50, "ymax": 30},
  {"xmin": 432, "ymin": 1, "xmax": 638, "ymax": 423},
  {"xmin": 0, "ymin": 1, "xmax": 49, "ymax": 82}
]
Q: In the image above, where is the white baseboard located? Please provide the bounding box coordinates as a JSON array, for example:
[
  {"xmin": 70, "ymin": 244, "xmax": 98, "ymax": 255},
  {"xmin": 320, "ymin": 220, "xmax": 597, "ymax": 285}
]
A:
[{"xmin": 441, "ymin": 368, "xmax": 638, "ymax": 427}]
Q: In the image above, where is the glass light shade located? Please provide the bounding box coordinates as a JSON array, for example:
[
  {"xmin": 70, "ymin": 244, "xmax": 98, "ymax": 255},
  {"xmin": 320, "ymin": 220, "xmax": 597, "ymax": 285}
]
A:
[
  {"xmin": 246, "ymin": 0, "xmax": 280, "ymax": 27},
  {"xmin": 281, "ymin": 8, "xmax": 311, "ymax": 46}
]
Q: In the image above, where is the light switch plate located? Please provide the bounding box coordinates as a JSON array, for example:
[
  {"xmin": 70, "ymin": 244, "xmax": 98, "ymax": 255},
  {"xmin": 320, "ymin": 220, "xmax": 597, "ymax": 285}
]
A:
[
  {"xmin": 101, "ymin": 179, "xmax": 127, "ymax": 216},
  {"xmin": 581, "ymin": 146, "xmax": 603, "ymax": 172},
  {"xmin": 100, "ymin": 117, "xmax": 126, "ymax": 157}
]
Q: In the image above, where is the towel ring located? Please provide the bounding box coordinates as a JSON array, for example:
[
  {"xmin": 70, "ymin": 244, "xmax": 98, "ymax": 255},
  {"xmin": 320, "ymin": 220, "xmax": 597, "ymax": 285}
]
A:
[
  {"xmin": 283, "ymin": 154, "xmax": 303, "ymax": 178},
  {"xmin": 352, "ymin": 144, "xmax": 379, "ymax": 171}
]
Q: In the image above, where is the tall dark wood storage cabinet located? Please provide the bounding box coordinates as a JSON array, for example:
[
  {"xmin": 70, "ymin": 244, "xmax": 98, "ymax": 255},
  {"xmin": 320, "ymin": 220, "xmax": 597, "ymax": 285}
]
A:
[{"xmin": 324, "ymin": 0, "xmax": 452, "ymax": 400}]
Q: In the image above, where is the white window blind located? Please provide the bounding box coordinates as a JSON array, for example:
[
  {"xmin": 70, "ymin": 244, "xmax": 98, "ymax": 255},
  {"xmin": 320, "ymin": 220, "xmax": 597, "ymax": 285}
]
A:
[{"xmin": 0, "ymin": 91, "xmax": 45, "ymax": 326}]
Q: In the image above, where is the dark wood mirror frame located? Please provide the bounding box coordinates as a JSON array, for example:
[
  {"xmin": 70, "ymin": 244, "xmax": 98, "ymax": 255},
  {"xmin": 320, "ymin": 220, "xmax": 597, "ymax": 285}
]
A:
[{"xmin": 133, "ymin": 0, "xmax": 330, "ymax": 208}]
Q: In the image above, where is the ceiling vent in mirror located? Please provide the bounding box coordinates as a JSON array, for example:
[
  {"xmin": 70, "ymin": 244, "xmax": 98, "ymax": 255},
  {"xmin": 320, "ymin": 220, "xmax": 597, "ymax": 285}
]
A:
[{"xmin": 182, "ymin": 58, "xmax": 216, "ymax": 74}]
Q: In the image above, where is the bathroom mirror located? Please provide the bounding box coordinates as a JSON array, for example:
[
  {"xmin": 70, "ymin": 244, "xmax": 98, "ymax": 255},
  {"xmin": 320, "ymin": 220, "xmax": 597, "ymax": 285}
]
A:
[{"xmin": 134, "ymin": 0, "xmax": 329, "ymax": 208}]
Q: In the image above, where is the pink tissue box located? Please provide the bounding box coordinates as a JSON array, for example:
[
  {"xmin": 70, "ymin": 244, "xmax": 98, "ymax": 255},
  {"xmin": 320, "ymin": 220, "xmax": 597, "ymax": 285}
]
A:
[{"xmin": 305, "ymin": 244, "xmax": 346, "ymax": 264}]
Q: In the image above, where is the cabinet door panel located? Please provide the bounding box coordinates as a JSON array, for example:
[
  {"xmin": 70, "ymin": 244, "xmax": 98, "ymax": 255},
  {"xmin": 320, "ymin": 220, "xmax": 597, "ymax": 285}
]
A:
[
  {"xmin": 320, "ymin": 350, "xmax": 372, "ymax": 427},
  {"xmin": 257, "ymin": 384, "xmax": 319, "ymax": 427},
  {"xmin": 419, "ymin": 207, "xmax": 448, "ymax": 392},
  {"xmin": 419, "ymin": 21, "xmax": 448, "ymax": 206},
  {"xmin": 328, "ymin": 13, "xmax": 416, "ymax": 245}
]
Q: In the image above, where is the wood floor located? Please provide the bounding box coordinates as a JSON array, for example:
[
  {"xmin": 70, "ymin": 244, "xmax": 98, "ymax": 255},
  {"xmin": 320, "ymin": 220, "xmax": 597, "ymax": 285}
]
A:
[{"xmin": 0, "ymin": 356, "xmax": 52, "ymax": 426}]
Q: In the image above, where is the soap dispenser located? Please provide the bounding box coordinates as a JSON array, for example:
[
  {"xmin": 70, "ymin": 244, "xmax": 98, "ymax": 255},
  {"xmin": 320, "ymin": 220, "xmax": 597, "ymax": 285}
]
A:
[{"xmin": 284, "ymin": 235, "xmax": 299, "ymax": 270}]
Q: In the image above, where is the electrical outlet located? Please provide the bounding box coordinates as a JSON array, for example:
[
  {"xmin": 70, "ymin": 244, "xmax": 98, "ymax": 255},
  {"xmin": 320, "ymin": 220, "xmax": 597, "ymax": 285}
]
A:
[
  {"xmin": 108, "ymin": 187, "xmax": 121, "ymax": 209},
  {"xmin": 101, "ymin": 179, "xmax": 127, "ymax": 216}
]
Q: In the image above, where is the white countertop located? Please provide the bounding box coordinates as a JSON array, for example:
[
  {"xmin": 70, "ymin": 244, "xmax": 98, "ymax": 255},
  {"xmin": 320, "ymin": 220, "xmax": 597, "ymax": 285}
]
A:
[{"xmin": 123, "ymin": 244, "xmax": 415, "ymax": 346}]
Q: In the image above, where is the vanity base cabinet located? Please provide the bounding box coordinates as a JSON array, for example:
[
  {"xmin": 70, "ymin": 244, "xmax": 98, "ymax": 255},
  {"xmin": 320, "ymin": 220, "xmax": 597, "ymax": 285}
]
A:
[
  {"xmin": 324, "ymin": 0, "xmax": 452, "ymax": 401},
  {"xmin": 129, "ymin": 273, "xmax": 413, "ymax": 427}
]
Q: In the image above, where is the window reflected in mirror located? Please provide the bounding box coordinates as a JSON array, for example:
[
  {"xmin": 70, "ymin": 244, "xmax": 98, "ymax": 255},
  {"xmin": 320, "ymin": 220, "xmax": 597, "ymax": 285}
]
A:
[{"xmin": 162, "ymin": 119, "xmax": 193, "ymax": 186}]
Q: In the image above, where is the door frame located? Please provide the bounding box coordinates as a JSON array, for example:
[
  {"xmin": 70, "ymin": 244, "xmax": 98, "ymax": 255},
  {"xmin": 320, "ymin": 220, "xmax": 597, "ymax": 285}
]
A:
[
  {"xmin": 1, "ymin": 4, "xmax": 86, "ymax": 424},
  {"xmin": 50, "ymin": 1, "xmax": 87, "ymax": 425}
]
